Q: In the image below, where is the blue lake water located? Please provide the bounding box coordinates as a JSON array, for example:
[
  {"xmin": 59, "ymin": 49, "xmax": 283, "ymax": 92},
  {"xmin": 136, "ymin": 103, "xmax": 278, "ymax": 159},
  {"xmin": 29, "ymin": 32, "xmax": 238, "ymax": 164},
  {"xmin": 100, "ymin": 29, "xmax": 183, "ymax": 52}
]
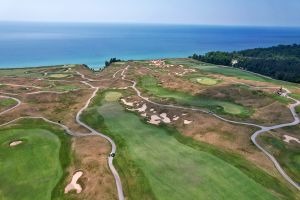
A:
[{"xmin": 1, "ymin": 22, "xmax": 300, "ymax": 68}]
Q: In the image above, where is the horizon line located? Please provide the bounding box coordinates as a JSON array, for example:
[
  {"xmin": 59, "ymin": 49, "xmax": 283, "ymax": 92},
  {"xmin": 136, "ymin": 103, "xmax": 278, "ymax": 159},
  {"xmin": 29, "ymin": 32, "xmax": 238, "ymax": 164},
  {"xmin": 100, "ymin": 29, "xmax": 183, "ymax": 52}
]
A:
[{"xmin": 1, "ymin": 20, "xmax": 300, "ymax": 29}]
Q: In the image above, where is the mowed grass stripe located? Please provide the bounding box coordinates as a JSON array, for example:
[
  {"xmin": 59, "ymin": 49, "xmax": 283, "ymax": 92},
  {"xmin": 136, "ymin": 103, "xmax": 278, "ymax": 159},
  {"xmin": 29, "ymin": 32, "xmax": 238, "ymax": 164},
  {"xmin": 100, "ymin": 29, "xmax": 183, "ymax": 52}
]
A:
[{"xmin": 96, "ymin": 100, "xmax": 278, "ymax": 199}]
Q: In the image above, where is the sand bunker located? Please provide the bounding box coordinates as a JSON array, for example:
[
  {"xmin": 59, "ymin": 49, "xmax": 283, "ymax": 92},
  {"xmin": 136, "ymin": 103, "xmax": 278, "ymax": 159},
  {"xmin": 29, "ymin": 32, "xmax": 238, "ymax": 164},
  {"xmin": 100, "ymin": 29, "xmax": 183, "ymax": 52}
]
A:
[
  {"xmin": 148, "ymin": 115, "xmax": 161, "ymax": 125},
  {"xmin": 184, "ymin": 120, "xmax": 193, "ymax": 125},
  {"xmin": 283, "ymin": 135, "xmax": 300, "ymax": 144},
  {"xmin": 9, "ymin": 140, "xmax": 23, "ymax": 147},
  {"xmin": 65, "ymin": 171, "xmax": 83, "ymax": 194},
  {"xmin": 121, "ymin": 98, "xmax": 134, "ymax": 107},
  {"xmin": 136, "ymin": 104, "xmax": 147, "ymax": 112},
  {"xmin": 160, "ymin": 113, "xmax": 171, "ymax": 123},
  {"xmin": 173, "ymin": 116, "xmax": 179, "ymax": 121}
]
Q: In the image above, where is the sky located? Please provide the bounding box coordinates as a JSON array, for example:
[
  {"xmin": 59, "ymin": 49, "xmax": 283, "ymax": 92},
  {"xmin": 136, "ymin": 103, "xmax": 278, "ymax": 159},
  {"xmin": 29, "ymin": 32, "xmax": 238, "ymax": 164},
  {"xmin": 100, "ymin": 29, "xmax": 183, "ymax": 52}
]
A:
[{"xmin": 1, "ymin": 0, "xmax": 300, "ymax": 27}]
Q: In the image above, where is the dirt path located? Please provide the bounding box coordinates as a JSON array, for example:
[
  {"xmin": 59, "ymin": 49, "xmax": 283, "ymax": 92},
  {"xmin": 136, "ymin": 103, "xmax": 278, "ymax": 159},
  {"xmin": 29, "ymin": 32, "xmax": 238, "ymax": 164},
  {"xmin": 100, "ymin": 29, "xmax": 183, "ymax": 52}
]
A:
[
  {"xmin": 119, "ymin": 65, "xmax": 300, "ymax": 191},
  {"xmin": 75, "ymin": 79, "xmax": 124, "ymax": 200}
]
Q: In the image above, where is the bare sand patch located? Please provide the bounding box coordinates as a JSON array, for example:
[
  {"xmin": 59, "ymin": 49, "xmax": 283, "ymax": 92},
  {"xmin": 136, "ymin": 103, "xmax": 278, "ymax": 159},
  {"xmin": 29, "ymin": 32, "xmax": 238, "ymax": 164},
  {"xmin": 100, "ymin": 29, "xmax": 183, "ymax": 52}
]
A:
[
  {"xmin": 121, "ymin": 98, "xmax": 134, "ymax": 107},
  {"xmin": 173, "ymin": 116, "xmax": 179, "ymax": 121},
  {"xmin": 283, "ymin": 135, "xmax": 300, "ymax": 144},
  {"xmin": 148, "ymin": 115, "xmax": 161, "ymax": 125},
  {"xmin": 65, "ymin": 171, "xmax": 84, "ymax": 194},
  {"xmin": 9, "ymin": 140, "xmax": 23, "ymax": 147},
  {"xmin": 137, "ymin": 104, "xmax": 147, "ymax": 112},
  {"xmin": 184, "ymin": 120, "xmax": 193, "ymax": 125},
  {"xmin": 160, "ymin": 113, "xmax": 171, "ymax": 123}
]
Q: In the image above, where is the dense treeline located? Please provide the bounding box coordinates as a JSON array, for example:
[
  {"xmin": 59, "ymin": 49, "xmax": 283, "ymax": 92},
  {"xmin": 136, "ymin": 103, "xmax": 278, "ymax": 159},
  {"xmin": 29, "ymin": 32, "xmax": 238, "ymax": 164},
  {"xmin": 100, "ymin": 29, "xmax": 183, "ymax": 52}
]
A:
[
  {"xmin": 105, "ymin": 58, "xmax": 122, "ymax": 67},
  {"xmin": 191, "ymin": 44, "xmax": 300, "ymax": 83}
]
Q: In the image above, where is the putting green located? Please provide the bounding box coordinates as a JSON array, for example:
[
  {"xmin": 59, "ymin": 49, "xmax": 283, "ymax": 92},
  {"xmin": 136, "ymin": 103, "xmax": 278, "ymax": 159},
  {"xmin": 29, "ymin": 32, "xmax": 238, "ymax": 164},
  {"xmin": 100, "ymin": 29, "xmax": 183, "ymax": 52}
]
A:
[
  {"xmin": 82, "ymin": 93, "xmax": 279, "ymax": 200},
  {"xmin": 48, "ymin": 74, "xmax": 69, "ymax": 78},
  {"xmin": 196, "ymin": 77, "xmax": 219, "ymax": 85},
  {"xmin": 104, "ymin": 91, "xmax": 122, "ymax": 102},
  {"xmin": 0, "ymin": 120, "xmax": 70, "ymax": 200}
]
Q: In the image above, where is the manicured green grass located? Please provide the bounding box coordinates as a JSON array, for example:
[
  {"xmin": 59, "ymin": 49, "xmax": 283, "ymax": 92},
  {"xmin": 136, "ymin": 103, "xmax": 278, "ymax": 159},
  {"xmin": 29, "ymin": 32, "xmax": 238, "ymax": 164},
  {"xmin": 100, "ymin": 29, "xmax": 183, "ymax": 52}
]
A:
[
  {"xmin": 104, "ymin": 91, "xmax": 123, "ymax": 102},
  {"xmin": 139, "ymin": 76, "xmax": 252, "ymax": 116},
  {"xmin": 81, "ymin": 90, "xmax": 296, "ymax": 200},
  {"xmin": 48, "ymin": 73, "xmax": 70, "ymax": 78},
  {"xmin": 53, "ymin": 85, "xmax": 79, "ymax": 92},
  {"xmin": 0, "ymin": 119, "xmax": 71, "ymax": 200},
  {"xmin": 0, "ymin": 98, "xmax": 17, "ymax": 109},
  {"xmin": 195, "ymin": 77, "xmax": 219, "ymax": 85}
]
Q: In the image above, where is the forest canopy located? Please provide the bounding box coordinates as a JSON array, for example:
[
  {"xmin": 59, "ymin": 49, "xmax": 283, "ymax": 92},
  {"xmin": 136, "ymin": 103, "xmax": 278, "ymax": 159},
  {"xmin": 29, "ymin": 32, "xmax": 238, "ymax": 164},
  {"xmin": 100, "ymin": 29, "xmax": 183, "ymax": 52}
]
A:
[{"xmin": 191, "ymin": 44, "xmax": 300, "ymax": 83}]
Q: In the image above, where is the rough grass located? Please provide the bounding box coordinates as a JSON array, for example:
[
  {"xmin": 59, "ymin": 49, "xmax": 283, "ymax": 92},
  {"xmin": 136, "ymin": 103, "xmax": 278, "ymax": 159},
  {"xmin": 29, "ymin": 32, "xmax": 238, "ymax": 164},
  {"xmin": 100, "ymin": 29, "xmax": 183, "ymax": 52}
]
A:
[
  {"xmin": 81, "ymin": 90, "xmax": 296, "ymax": 200},
  {"xmin": 0, "ymin": 66, "xmax": 63, "ymax": 78},
  {"xmin": 291, "ymin": 93, "xmax": 300, "ymax": 100},
  {"xmin": 139, "ymin": 76, "xmax": 252, "ymax": 116},
  {"xmin": 0, "ymin": 119, "xmax": 71, "ymax": 200},
  {"xmin": 259, "ymin": 129, "xmax": 300, "ymax": 185}
]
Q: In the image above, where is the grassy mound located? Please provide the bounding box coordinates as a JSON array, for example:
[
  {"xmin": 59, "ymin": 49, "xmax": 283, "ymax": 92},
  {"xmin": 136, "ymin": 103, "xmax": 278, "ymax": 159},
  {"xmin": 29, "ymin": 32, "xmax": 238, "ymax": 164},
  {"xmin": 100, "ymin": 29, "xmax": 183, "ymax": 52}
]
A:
[
  {"xmin": 139, "ymin": 76, "xmax": 251, "ymax": 116},
  {"xmin": 0, "ymin": 119, "xmax": 71, "ymax": 200}
]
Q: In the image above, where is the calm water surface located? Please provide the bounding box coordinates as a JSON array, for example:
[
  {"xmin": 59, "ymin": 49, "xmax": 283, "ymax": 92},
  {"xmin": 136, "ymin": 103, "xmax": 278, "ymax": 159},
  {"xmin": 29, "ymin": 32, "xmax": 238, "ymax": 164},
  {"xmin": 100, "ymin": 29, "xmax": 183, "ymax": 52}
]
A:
[{"xmin": 1, "ymin": 22, "xmax": 300, "ymax": 68}]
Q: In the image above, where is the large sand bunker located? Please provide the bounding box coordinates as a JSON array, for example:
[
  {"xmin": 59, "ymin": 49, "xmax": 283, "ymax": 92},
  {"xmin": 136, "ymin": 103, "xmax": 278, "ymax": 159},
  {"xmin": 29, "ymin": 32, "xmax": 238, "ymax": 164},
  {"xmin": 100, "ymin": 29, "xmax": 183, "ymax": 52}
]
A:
[
  {"xmin": 9, "ymin": 140, "xmax": 23, "ymax": 147},
  {"xmin": 65, "ymin": 171, "xmax": 84, "ymax": 194}
]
